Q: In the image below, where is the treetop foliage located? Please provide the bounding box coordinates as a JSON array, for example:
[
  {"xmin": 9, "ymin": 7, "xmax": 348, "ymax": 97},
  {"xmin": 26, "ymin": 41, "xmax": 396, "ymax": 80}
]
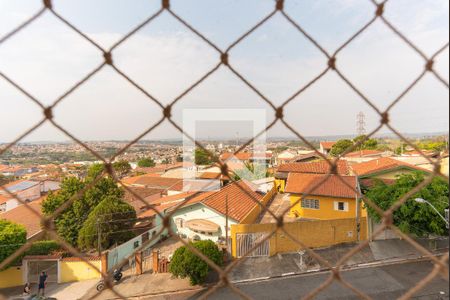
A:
[{"xmin": 366, "ymin": 172, "xmax": 449, "ymax": 236}]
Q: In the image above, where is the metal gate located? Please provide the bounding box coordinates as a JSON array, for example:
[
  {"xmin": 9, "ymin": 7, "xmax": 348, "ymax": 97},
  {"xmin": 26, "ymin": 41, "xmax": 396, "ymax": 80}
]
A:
[
  {"xmin": 236, "ymin": 233, "xmax": 270, "ymax": 258},
  {"xmin": 27, "ymin": 260, "xmax": 58, "ymax": 283}
]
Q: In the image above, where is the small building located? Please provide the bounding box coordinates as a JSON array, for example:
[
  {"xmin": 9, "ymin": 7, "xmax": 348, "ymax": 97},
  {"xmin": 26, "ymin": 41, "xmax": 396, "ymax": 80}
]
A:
[
  {"xmin": 285, "ymin": 173, "xmax": 366, "ymax": 222},
  {"xmin": 350, "ymin": 157, "xmax": 431, "ymax": 189},
  {"xmin": 220, "ymin": 152, "xmax": 273, "ymax": 168},
  {"xmin": 276, "ymin": 150, "xmax": 297, "ymax": 165},
  {"xmin": 169, "ymin": 181, "xmax": 264, "ymax": 243},
  {"xmin": 291, "ymin": 152, "xmax": 323, "ymax": 163},
  {"xmin": 343, "ymin": 150, "xmax": 391, "ymax": 163},
  {"xmin": 275, "ymin": 160, "xmax": 350, "ymax": 193},
  {"xmin": 0, "ymin": 180, "xmax": 41, "ymax": 212},
  {"xmin": 123, "ymin": 186, "xmax": 164, "ymax": 214},
  {"xmin": 319, "ymin": 142, "xmax": 336, "ymax": 155},
  {"xmin": 121, "ymin": 176, "xmax": 183, "ymax": 196}
]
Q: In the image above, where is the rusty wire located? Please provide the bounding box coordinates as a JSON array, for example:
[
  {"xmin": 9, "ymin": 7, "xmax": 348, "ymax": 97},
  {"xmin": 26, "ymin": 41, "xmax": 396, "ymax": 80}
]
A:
[{"xmin": 0, "ymin": 0, "xmax": 449, "ymax": 299}]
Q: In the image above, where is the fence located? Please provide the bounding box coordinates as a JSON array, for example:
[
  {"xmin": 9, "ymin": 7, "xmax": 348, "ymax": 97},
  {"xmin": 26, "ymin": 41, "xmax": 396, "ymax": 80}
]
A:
[
  {"xmin": 0, "ymin": 0, "xmax": 448, "ymax": 299},
  {"xmin": 107, "ymin": 224, "xmax": 166, "ymax": 271},
  {"xmin": 231, "ymin": 218, "xmax": 368, "ymax": 258}
]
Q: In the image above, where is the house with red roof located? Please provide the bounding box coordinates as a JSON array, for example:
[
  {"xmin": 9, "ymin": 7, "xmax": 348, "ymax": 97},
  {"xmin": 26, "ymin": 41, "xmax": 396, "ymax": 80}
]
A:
[
  {"xmin": 285, "ymin": 173, "xmax": 366, "ymax": 223},
  {"xmin": 350, "ymin": 157, "xmax": 431, "ymax": 188},
  {"xmin": 319, "ymin": 142, "xmax": 336, "ymax": 155},
  {"xmin": 275, "ymin": 160, "xmax": 350, "ymax": 193},
  {"xmin": 167, "ymin": 181, "xmax": 265, "ymax": 243}
]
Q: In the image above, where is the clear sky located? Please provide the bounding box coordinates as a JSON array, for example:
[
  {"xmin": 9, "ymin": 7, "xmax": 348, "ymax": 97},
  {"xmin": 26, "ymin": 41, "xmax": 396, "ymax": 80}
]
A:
[{"xmin": 0, "ymin": 0, "xmax": 448, "ymax": 142}]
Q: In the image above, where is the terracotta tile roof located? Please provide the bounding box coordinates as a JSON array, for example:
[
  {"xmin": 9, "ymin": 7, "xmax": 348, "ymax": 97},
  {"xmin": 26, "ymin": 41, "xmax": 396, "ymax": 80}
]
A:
[
  {"xmin": 198, "ymin": 172, "xmax": 223, "ymax": 180},
  {"xmin": 169, "ymin": 179, "xmax": 221, "ymax": 192},
  {"xmin": 320, "ymin": 142, "xmax": 336, "ymax": 150},
  {"xmin": 124, "ymin": 176, "xmax": 182, "ymax": 190},
  {"xmin": 121, "ymin": 174, "xmax": 161, "ymax": 185},
  {"xmin": 202, "ymin": 181, "xmax": 263, "ymax": 222},
  {"xmin": 344, "ymin": 150, "xmax": 384, "ymax": 158},
  {"xmin": 123, "ymin": 187, "xmax": 163, "ymax": 212},
  {"xmin": 62, "ymin": 256, "xmax": 101, "ymax": 262},
  {"xmin": 350, "ymin": 157, "xmax": 429, "ymax": 176},
  {"xmin": 285, "ymin": 174, "xmax": 359, "ymax": 199},
  {"xmin": 1, "ymin": 197, "xmax": 45, "ymax": 238},
  {"xmin": 277, "ymin": 160, "xmax": 350, "ymax": 175},
  {"xmin": 220, "ymin": 152, "xmax": 272, "ymax": 161},
  {"xmin": 138, "ymin": 192, "xmax": 213, "ymax": 219}
]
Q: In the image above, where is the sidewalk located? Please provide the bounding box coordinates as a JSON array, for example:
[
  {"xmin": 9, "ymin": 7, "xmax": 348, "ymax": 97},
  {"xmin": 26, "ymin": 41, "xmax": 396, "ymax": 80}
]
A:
[
  {"xmin": 229, "ymin": 238, "xmax": 449, "ymax": 283},
  {"xmin": 82, "ymin": 273, "xmax": 195, "ymax": 300}
]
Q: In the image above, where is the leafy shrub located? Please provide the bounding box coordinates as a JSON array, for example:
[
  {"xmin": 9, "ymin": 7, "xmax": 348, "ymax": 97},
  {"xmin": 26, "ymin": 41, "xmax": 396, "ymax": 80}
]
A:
[
  {"xmin": 169, "ymin": 240, "xmax": 223, "ymax": 285},
  {"xmin": 0, "ymin": 220, "xmax": 26, "ymax": 268}
]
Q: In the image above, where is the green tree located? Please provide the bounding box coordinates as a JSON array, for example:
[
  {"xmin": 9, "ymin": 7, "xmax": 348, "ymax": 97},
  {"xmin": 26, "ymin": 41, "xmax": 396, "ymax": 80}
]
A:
[
  {"xmin": 233, "ymin": 162, "xmax": 271, "ymax": 181},
  {"xmin": 0, "ymin": 220, "xmax": 26, "ymax": 268},
  {"xmin": 113, "ymin": 160, "xmax": 132, "ymax": 178},
  {"xmin": 418, "ymin": 141, "xmax": 447, "ymax": 152},
  {"xmin": 42, "ymin": 165, "xmax": 124, "ymax": 247},
  {"xmin": 78, "ymin": 196, "xmax": 136, "ymax": 250},
  {"xmin": 366, "ymin": 173, "xmax": 449, "ymax": 236},
  {"xmin": 330, "ymin": 139, "xmax": 354, "ymax": 156},
  {"xmin": 137, "ymin": 157, "xmax": 156, "ymax": 168},
  {"xmin": 169, "ymin": 240, "xmax": 223, "ymax": 285},
  {"xmin": 195, "ymin": 148, "xmax": 215, "ymax": 166}
]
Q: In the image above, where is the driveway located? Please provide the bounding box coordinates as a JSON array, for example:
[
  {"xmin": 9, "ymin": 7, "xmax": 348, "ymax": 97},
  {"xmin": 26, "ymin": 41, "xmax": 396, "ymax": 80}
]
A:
[{"xmin": 259, "ymin": 193, "xmax": 297, "ymax": 224}]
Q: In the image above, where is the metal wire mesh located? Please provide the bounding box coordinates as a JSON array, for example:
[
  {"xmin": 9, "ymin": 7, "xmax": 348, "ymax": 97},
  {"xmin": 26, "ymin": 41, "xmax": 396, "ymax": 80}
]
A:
[{"xmin": 0, "ymin": 0, "xmax": 448, "ymax": 299}]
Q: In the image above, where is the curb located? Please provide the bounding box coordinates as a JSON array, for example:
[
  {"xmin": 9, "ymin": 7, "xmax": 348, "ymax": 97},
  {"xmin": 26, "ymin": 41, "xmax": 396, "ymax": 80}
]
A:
[{"xmin": 230, "ymin": 251, "xmax": 448, "ymax": 285}]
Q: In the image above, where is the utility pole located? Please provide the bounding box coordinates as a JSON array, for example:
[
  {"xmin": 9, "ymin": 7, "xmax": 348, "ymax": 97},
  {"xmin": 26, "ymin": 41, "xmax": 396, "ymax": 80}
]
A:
[
  {"xmin": 97, "ymin": 218, "xmax": 101, "ymax": 256},
  {"xmin": 225, "ymin": 195, "xmax": 229, "ymax": 256}
]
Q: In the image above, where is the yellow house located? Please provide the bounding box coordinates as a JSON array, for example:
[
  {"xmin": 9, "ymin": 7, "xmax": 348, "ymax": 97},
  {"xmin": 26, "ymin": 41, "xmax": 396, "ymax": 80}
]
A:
[
  {"xmin": 285, "ymin": 173, "xmax": 366, "ymax": 221},
  {"xmin": 275, "ymin": 160, "xmax": 350, "ymax": 193}
]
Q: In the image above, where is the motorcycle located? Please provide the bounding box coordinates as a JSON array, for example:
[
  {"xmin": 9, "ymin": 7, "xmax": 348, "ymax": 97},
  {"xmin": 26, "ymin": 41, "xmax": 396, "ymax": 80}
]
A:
[{"xmin": 96, "ymin": 267, "xmax": 123, "ymax": 292}]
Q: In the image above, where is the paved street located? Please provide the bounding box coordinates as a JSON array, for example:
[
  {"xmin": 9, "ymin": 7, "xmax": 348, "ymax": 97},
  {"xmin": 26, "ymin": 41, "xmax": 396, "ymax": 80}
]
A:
[{"xmin": 143, "ymin": 260, "xmax": 449, "ymax": 300}]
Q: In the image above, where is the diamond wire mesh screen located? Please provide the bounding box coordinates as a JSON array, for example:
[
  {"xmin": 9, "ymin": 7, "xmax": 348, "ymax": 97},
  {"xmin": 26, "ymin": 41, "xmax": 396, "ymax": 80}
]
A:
[{"xmin": 0, "ymin": 0, "xmax": 449, "ymax": 299}]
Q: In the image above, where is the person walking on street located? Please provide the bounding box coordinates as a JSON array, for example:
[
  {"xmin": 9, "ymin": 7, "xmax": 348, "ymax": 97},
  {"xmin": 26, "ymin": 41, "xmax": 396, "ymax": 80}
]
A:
[{"xmin": 38, "ymin": 271, "xmax": 48, "ymax": 296}]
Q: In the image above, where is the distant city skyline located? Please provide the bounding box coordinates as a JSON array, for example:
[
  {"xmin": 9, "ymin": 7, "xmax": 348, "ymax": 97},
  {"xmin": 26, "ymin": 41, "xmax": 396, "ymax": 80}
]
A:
[{"xmin": 0, "ymin": 0, "xmax": 448, "ymax": 142}]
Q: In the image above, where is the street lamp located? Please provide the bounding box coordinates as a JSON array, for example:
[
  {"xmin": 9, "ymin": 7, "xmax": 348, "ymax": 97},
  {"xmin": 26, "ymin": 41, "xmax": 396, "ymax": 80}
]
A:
[{"xmin": 414, "ymin": 198, "xmax": 449, "ymax": 229}]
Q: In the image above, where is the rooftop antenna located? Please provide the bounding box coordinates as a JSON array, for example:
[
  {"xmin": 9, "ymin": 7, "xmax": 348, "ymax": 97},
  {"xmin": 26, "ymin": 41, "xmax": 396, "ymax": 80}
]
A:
[{"xmin": 357, "ymin": 112, "xmax": 366, "ymax": 136}]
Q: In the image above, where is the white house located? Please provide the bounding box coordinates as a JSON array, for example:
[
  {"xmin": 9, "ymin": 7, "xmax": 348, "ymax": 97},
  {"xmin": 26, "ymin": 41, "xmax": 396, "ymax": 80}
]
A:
[
  {"xmin": 0, "ymin": 180, "xmax": 41, "ymax": 212},
  {"xmin": 169, "ymin": 181, "xmax": 264, "ymax": 242}
]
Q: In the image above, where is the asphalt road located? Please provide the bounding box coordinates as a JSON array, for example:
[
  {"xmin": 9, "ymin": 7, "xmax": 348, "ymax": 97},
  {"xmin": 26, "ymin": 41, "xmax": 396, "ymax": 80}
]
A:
[{"xmin": 145, "ymin": 260, "xmax": 449, "ymax": 300}]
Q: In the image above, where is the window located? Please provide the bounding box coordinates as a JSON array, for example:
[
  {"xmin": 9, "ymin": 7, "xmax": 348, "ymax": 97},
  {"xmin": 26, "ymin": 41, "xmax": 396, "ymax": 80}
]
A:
[
  {"xmin": 301, "ymin": 199, "xmax": 320, "ymax": 209},
  {"xmin": 335, "ymin": 201, "xmax": 349, "ymax": 212},
  {"xmin": 175, "ymin": 218, "xmax": 184, "ymax": 228}
]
